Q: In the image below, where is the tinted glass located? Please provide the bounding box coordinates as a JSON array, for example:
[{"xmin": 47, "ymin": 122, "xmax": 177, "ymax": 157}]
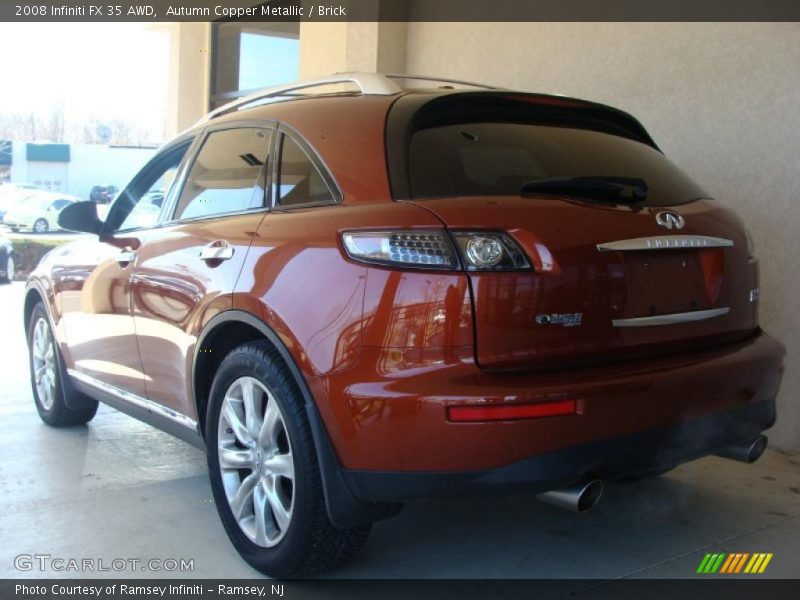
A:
[
  {"xmin": 173, "ymin": 128, "xmax": 271, "ymax": 220},
  {"xmin": 276, "ymin": 135, "xmax": 334, "ymax": 207},
  {"xmin": 408, "ymin": 123, "xmax": 707, "ymax": 206},
  {"xmin": 114, "ymin": 142, "xmax": 191, "ymax": 232}
]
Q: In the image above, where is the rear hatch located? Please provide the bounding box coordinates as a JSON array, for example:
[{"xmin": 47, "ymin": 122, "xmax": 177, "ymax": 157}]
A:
[{"xmin": 387, "ymin": 92, "xmax": 758, "ymax": 371}]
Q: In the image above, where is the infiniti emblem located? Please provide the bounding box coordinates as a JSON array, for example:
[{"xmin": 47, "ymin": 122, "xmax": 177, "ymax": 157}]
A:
[{"xmin": 655, "ymin": 211, "xmax": 685, "ymax": 230}]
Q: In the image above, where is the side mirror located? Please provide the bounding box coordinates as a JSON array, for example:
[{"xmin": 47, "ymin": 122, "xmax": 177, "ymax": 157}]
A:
[{"xmin": 57, "ymin": 201, "xmax": 103, "ymax": 235}]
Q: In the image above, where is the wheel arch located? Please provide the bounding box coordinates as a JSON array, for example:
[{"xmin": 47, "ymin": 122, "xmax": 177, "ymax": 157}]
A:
[
  {"xmin": 23, "ymin": 286, "xmax": 44, "ymax": 332},
  {"xmin": 193, "ymin": 310, "xmax": 401, "ymax": 527},
  {"xmin": 23, "ymin": 281, "xmax": 95, "ymax": 411},
  {"xmin": 23, "ymin": 282, "xmax": 52, "ymax": 335}
]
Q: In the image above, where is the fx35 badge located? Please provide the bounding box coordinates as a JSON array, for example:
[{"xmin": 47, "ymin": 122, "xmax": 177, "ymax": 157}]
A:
[{"xmin": 535, "ymin": 313, "xmax": 584, "ymax": 327}]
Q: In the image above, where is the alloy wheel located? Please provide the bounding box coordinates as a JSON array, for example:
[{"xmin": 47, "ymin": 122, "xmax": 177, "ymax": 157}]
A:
[
  {"xmin": 32, "ymin": 317, "xmax": 56, "ymax": 410},
  {"xmin": 34, "ymin": 219, "xmax": 48, "ymax": 233},
  {"xmin": 217, "ymin": 376, "xmax": 295, "ymax": 548}
]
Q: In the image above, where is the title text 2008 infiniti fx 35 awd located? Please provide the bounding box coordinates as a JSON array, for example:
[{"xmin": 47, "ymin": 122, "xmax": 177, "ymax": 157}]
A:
[{"xmin": 24, "ymin": 73, "xmax": 785, "ymax": 577}]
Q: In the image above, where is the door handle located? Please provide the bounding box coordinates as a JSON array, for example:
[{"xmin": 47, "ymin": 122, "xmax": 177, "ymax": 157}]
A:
[
  {"xmin": 199, "ymin": 242, "xmax": 234, "ymax": 262},
  {"xmin": 115, "ymin": 249, "xmax": 136, "ymax": 266}
]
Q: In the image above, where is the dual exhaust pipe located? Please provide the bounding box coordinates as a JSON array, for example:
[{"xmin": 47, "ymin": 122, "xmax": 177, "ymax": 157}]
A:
[
  {"xmin": 536, "ymin": 479, "xmax": 604, "ymax": 513},
  {"xmin": 534, "ymin": 435, "xmax": 767, "ymax": 513},
  {"xmin": 714, "ymin": 435, "xmax": 768, "ymax": 464}
]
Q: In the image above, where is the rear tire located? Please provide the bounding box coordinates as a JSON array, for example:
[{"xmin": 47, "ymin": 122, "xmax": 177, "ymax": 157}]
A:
[
  {"xmin": 206, "ymin": 341, "xmax": 370, "ymax": 578},
  {"xmin": 27, "ymin": 303, "xmax": 98, "ymax": 426},
  {"xmin": 33, "ymin": 218, "xmax": 48, "ymax": 233}
]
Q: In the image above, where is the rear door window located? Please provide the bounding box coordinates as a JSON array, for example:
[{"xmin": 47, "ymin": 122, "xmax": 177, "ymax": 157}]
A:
[{"xmin": 173, "ymin": 127, "xmax": 272, "ymax": 221}]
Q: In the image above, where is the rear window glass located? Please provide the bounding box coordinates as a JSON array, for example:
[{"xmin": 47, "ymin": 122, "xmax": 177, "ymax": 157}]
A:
[{"xmin": 407, "ymin": 122, "xmax": 707, "ymax": 206}]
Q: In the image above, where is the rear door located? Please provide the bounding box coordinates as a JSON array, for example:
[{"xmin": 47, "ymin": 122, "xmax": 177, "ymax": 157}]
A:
[
  {"xmin": 131, "ymin": 123, "xmax": 274, "ymax": 418},
  {"xmin": 415, "ymin": 197, "xmax": 755, "ymax": 371},
  {"xmin": 393, "ymin": 94, "xmax": 758, "ymax": 370}
]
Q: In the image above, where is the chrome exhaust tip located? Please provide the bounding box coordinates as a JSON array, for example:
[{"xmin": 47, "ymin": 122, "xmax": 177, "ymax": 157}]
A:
[
  {"xmin": 535, "ymin": 479, "xmax": 604, "ymax": 513},
  {"xmin": 715, "ymin": 435, "xmax": 768, "ymax": 464}
]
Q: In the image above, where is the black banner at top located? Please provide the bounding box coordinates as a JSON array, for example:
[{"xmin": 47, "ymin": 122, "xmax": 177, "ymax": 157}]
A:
[{"xmin": 2, "ymin": 0, "xmax": 800, "ymax": 22}]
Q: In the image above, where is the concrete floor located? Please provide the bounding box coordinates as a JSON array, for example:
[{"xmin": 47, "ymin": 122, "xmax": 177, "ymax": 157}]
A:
[{"xmin": 0, "ymin": 280, "xmax": 798, "ymax": 580}]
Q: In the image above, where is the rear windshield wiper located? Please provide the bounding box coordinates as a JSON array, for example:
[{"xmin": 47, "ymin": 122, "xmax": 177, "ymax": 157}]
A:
[{"xmin": 520, "ymin": 176, "xmax": 648, "ymax": 203}]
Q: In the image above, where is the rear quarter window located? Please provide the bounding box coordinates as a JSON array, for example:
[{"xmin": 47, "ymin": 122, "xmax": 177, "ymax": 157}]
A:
[{"xmin": 275, "ymin": 134, "xmax": 336, "ymax": 208}]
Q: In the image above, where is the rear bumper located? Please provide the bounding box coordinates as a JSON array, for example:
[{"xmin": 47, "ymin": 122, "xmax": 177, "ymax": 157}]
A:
[
  {"xmin": 314, "ymin": 330, "xmax": 785, "ymax": 480},
  {"xmin": 344, "ymin": 398, "xmax": 776, "ymax": 502}
]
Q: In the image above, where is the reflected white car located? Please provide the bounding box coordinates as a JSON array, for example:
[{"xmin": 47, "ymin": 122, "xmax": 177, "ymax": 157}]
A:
[
  {"xmin": 0, "ymin": 184, "xmax": 40, "ymax": 223},
  {"xmin": 4, "ymin": 193, "xmax": 80, "ymax": 233}
]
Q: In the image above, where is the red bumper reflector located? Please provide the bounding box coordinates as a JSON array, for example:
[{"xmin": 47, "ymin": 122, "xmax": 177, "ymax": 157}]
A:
[{"xmin": 447, "ymin": 399, "xmax": 578, "ymax": 422}]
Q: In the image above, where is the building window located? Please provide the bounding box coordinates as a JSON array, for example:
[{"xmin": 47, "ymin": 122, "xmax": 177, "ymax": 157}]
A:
[
  {"xmin": 0, "ymin": 140, "xmax": 11, "ymax": 183},
  {"xmin": 210, "ymin": 22, "xmax": 300, "ymax": 110}
]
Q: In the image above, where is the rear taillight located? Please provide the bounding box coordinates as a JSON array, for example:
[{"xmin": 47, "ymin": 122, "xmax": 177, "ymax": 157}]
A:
[
  {"xmin": 342, "ymin": 230, "xmax": 457, "ymax": 269},
  {"xmin": 341, "ymin": 230, "xmax": 531, "ymax": 271},
  {"xmin": 451, "ymin": 231, "xmax": 531, "ymax": 271}
]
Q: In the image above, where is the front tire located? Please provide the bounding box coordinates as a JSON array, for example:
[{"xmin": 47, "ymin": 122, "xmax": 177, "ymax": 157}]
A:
[
  {"xmin": 27, "ymin": 303, "xmax": 98, "ymax": 426},
  {"xmin": 206, "ymin": 341, "xmax": 370, "ymax": 578},
  {"xmin": 33, "ymin": 218, "xmax": 49, "ymax": 233}
]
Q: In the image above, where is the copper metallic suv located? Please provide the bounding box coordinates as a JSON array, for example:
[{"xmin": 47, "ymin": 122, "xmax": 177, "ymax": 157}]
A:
[{"xmin": 24, "ymin": 73, "xmax": 785, "ymax": 577}]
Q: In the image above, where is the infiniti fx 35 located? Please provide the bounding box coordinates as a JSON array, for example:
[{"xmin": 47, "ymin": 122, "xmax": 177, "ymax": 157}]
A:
[{"xmin": 24, "ymin": 73, "xmax": 785, "ymax": 577}]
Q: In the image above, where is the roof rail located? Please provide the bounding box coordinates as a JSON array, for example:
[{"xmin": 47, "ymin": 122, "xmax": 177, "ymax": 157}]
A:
[
  {"xmin": 385, "ymin": 74, "xmax": 499, "ymax": 90},
  {"xmin": 203, "ymin": 72, "xmax": 403, "ymax": 123},
  {"xmin": 200, "ymin": 72, "xmax": 499, "ymax": 125}
]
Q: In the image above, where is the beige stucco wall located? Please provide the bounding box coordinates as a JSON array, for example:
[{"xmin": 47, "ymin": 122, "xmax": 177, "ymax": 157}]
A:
[
  {"xmin": 166, "ymin": 22, "xmax": 211, "ymax": 135},
  {"xmin": 404, "ymin": 22, "xmax": 800, "ymax": 451},
  {"xmin": 299, "ymin": 22, "xmax": 350, "ymax": 77},
  {"xmin": 299, "ymin": 22, "xmax": 407, "ymax": 78}
]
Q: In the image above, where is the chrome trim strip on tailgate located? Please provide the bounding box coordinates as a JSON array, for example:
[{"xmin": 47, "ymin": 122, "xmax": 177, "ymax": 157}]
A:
[
  {"xmin": 613, "ymin": 307, "xmax": 730, "ymax": 327},
  {"xmin": 597, "ymin": 235, "xmax": 734, "ymax": 252},
  {"xmin": 67, "ymin": 368, "xmax": 198, "ymax": 431}
]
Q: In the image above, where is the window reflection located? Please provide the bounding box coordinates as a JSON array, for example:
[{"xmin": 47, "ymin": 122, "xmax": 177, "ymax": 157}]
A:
[
  {"xmin": 174, "ymin": 128, "xmax": 272, "ymax": 220},
  {"xmin": 210, "ymin": 22, "xmax": 299, "ymax": 109},
  {"xmin": 277, "ymin": 136, "xmax": 334, "ymax": 207}
]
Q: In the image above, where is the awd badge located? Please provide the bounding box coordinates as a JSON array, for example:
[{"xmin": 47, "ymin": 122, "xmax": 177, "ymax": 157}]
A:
[{"xmin": 535, "ymin": 313, "xmax": 583, "ymax": 327}]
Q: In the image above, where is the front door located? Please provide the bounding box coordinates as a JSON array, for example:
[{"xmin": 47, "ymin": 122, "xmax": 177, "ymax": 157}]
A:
[{"xmin": 57, "ymin": 139, "xmax": 194, "ymax": 397}]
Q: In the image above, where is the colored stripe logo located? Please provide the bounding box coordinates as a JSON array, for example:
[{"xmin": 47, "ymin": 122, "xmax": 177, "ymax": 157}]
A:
[{"xmin": 697, "ymin": 552, "xmax": 773, "ymax": 574}]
